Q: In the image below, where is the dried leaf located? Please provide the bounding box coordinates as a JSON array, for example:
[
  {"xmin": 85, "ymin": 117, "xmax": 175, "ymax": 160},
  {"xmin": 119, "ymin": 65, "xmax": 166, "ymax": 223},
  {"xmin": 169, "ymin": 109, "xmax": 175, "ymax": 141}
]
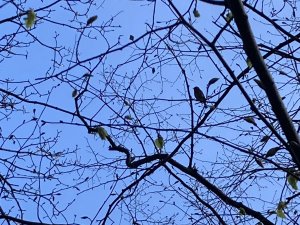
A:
[
  {"xmin": 207, "ymin": 78, "xmax": 219, "ymax": 87},
  {"xmin": 266, "ymin": 147, "xmax": 280, "ymax": 157},
  {"xmin": 255, "ymin": 157, "xmax": 264, "ymax": 168},
  {"xmin": 244, "ymin": 116, "xmax": 257, "ymax": 126},
  {"xmin": 193, "ymin": 9, "xmax": 200, "ymax": 18},
  {"xmin": 86, "ymin": 15, "xmax": 98, "ymax": 26},
  {"xmin": 72, "ymin": 89, "xmax": 77, "ymax": 98}
]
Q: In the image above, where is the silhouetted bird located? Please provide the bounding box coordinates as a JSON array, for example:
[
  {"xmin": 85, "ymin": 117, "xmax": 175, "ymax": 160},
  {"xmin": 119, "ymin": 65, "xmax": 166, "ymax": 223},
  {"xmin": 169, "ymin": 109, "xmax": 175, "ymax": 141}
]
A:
[{"xmin": 193, "ymin": 86, "xmax": 206, "ymax": 106}]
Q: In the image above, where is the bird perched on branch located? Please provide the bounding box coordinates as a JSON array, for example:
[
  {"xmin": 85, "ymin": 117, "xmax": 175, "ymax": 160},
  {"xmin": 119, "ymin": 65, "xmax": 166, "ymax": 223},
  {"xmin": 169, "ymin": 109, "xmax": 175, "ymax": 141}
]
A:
[{"xmin": 193, "ymin": 86, "xmax": 206, "ymax": 106}]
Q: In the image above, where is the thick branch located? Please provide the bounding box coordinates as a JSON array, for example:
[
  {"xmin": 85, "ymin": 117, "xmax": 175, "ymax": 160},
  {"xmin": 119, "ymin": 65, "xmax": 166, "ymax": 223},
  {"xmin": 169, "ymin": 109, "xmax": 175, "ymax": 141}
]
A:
[{"xmin": 226, "ymin": 0, "xmax": 300, "ymax": 168}]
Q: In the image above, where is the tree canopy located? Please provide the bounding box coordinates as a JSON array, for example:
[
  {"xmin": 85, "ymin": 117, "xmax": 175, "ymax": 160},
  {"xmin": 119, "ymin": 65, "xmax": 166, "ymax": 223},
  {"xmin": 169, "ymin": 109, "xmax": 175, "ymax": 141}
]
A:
[{"xmin": 1, "ymin": 0, "xmax": 300, "ymax": 224}]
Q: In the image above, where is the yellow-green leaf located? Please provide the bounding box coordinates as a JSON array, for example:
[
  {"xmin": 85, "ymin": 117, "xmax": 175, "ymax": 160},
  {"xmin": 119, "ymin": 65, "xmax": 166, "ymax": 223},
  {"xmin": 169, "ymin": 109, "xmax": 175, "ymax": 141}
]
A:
[
  {"xmin": 287, "ymin": 175, "xmax": 298, "ymax": 190},
  {"xmin": 86, "ymin": 15, "xmax": 98, "ymax": 26},
  {"xmin": 246, "ymin": 58, "xmax": 252, "ymax": 69},
  {"xmin": 244, "ymin": 116, "xmax": 257, "ymax": 126},
  {"xmin": 193, "ymin": 9, "xmax": 200, "ymax": 18},
  {"xmin": 97, "ymin": 127, "xmax": 108, "ymax": 140},
  {"xmin": 72, "ymin": 89, "xmax": 77, "ymax": 98},
  {"xmin": 276, "ymin": 209, "xmax": 286, "ymax": 218},
  {"xmin": 266, "ymin": 147, "xmax": 280, "ymax": 158},
  {"xmin": 155, "ymin": 134, "xmax": 164, "ymax": 150},
  {"xmin": 24, "ymin": 9, "xmax": 36, "ymax": 29}
]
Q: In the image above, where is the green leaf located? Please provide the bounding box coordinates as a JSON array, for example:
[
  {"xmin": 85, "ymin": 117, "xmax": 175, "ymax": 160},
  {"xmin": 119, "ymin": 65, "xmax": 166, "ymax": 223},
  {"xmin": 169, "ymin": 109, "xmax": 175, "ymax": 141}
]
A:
[
  {"xmin": 239, "ymin": 207, "xmax": 246, "ymax": 215},
  {"xmin": 243, "ymin": 116, "xmax": 257, "ymax": 126},
  {"xmin": 265, "ymin": 147, "xmax": 280, "ymax": 157},
  {"xmin": 287, "ymin": 175, "xmax": 298, "ymax": 190},
  {"xmin": 207, "ymin": 78, "xmax": 219, "ymax": 87},
  {"xmin": 97, "ymin": 127, "xmax": 108, "ymax": 140},
  {"xmin": 86, "ymin": 15, "xmax": 98, "ymax": 26},
  {"xmin": 246, "ymin": 58, "xmax": 252, "ymax": 69},
  {"xmin": 276, "ymin": 209, "xmax": 286, "ymax": 218},
  {"xmin": 193, "ymin": 9, "xmax": 200, "ymax": 18},
  {"xmin": 72, "ymin": 89, "xmax": 77, "ymax": 98},
  {"xmin": 24, "ymin": 9, "xmax": 36, "ymax": 29},
  {"xmin": 225, "ymin": 11, "xmax": 233, "ymax": 22},
  {"xmin": 155, "ymin": 134, "xmax": 164, "ymax": 150}
]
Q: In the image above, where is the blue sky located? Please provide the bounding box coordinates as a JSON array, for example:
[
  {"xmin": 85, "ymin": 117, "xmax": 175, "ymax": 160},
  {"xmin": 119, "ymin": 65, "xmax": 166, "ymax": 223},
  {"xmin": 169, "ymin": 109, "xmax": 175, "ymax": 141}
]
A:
[{"xmin": 1, "ymin": 0, "xmax": 300, "ymax": 224}]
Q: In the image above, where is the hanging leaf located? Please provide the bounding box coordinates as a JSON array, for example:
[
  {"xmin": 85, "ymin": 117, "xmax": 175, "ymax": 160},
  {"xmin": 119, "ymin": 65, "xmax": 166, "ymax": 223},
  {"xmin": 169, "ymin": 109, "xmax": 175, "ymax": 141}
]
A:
[
  {"xmin": 86, "ymin": 15, "xmax": 98, "ymax": 26},
  {"xmin": 239, "ymin": 207, "xmax": 246, "ymax": 215},
  {"xmin": 255, "ymin": 157, "xmax": 264, "ymax": 168},
  {"xmin": 266, "ymin": 147, "xmax": 280, "ymax": 157},
  {"xmin": 129, "ymin": 35, "xmax": 134, "ymax": 41},
  {"xmin": 225, "ymin": 11, "xmax": 233, "ymax": 22},
  {"xmin": 24, "ymin": 9, "xmax": 36, "ymax": 29},
  {"xmin": 97, "ymin": 127, "xmax": 108, "ymax": 140},
  {"xmin": 207, "ymin": 78, "xmax": 219, "ymax": 87},
  {"xmin": 244, "ymin": 116, "xmax": 257, "ymax": 126},
  {"xmin": 254, "ymin": 79, "xmax": 265, "ymax": 90},
  {"xmin": 246, "ymin": 58, "xmax": 252, "ymax": 69},
  {"xmin": 193, "ymin": 9, "xmax": 200, "ymax": 18},
  {"xmin": 155, "ymin": 134, "xmax": 164, "ymax": 150},
  {"xmin": 72, "ymin": 89, "xmax": 77, "ymax": 98},
  {"xmin": 287, "ymin": 175, "xmax": 298, "ymax": 190}
]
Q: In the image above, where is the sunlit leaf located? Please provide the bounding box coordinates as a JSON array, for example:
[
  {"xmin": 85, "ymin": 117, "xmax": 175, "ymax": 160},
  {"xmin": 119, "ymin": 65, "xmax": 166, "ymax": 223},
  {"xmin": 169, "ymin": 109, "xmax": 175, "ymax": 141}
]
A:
[
  {"xmin": 287, "ymin": 175, "xmax": 298, "ymax": 190},
  {"xmin": 86, "ymin": 15, "xmax": 98, "ymax": 26},
  {"xmin": 243, "ymin": 116, "xmax": 257, "ymax": 126},
  {"xmin": 266, "ymin": 147, "xmax": 280, "ymax": 157},
  {"xmin": 155, "ymin": 134, "xmax": 164, "ymax": 150},
  {"xmin": 97, "ymin": 126, "xmax": 108, "ymax": 140},
  {"xmin": 24, "ymin": 9, "xmax": 36, "ymax": 29},
  {"xmin": 193, "ymin": 9, "xmax": 200, "ymax": 18}
]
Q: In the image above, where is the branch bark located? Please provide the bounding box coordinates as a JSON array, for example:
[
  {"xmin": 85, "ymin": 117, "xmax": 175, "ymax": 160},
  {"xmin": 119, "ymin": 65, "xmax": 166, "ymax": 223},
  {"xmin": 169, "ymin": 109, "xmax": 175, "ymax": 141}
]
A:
[{"xmin": 226, "ymin": 0, "xmax": 300, "ymax": 168}]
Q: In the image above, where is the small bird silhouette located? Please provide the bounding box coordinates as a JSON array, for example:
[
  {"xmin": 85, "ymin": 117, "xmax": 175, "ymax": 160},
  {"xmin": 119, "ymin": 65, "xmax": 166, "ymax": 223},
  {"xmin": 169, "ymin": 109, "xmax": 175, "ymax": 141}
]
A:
[{"xmin": 193, "ymin": 86, "xmax": 206, "ymax": 106}]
